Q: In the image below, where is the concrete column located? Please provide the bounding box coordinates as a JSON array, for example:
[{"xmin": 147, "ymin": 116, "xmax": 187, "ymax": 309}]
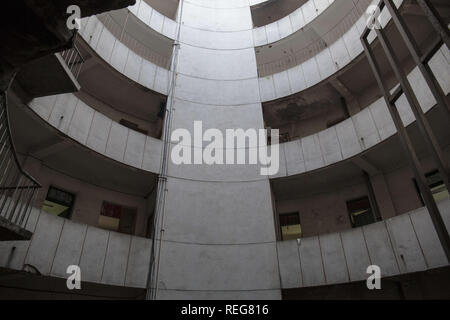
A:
[
  {"xmin": 370, "ymin": 173, "xmax": 397, "ymax": 219},
  {"xmin": 153, "ymin": 0, "xmax": 281, "ymax": 299}
]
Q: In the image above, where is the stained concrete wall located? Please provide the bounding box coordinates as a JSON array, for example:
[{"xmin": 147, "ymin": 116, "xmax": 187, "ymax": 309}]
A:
[
  {"xmin": 0, "ymin": 208, "xmax": 152, "ymax": 288},
  {"xmin": 154, "ymin": 0, "xmax": 282, "ymax": 299},
  {"xmin": 276, "ymin": 152, "xmax": 450, "ymax": 237},
  {"xmin": 277, "ymin": 198, "xmax": 450, "ymax": 289},
  {"xmin": 74, "ymin": 91, "xmax": 159, "ymax": 138},
  {"xmin": 1, "ymin": 196, "xmax": 448, "ymax": 292}
]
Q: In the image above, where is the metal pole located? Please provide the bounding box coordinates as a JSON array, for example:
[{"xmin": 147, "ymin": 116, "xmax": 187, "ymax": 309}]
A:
[
  {"xmin": 146, "ymin": 0, "xmax": 185, "ymax": 301},
  {"xmin": 361, "ymin": 37, "xmax": 450, "ymax": 262},
  {"xmin": 374, "ymin": 26, "xmax": 450, "ymax": 193}
]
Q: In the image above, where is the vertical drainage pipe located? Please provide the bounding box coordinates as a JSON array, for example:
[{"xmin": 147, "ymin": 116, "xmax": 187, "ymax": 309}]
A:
[{"xmin": 146, "ymin": 0, "xmax": 185, "ymax": 300}]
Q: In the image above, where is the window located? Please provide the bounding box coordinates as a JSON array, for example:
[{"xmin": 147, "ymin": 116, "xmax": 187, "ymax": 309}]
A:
[
  {"xmin": 426, "ymin": 170, "xmax": 449, "ymax": 202},
  {"xmin": 279, "ymin": 212, "xmax": 302, "ymax": 240},
  {"xmin": 119, "ymin": 119, "xmax": 148, "ymax": 135},
  {"xmin": 98, "ymin": 201, "xmax": 137, "ymax": 235},
  {"xmin": 346, "ymin": 196, "xmax": 374, "ymax": 228},
  {"xmin": 42, "ymin": 186, "xmax": 75, "ymax": 219},
  {"xmin": 414, "ymin": 170, "xmax": 449, "ymax": 205}
]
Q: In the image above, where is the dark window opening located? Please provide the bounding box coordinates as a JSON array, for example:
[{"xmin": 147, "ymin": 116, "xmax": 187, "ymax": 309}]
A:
[
  {"xmin": 427, "ymin": 170, "xmax": 449, "ymax": 202},
  {"xmin": 119, "ymin": 119, "xmax": 148, "ymax": 135},
  {"xmin": 414, "ymin": 170, "xmax": 449, "ymax": 205},
  {"xmin": 346, "ymin": 196, "xmax": 375, "ymax": 228},
  {"xmin": 279, "ymin": 132, "xmax": 291, "ymax": 143},
  {"xmin": 279, "ymin": 212, "xmax": 302, "ymax": 241},
  {"xmin": 99, "ymin": 201, "xmax": 137, "ymax": 235},
  {"xmin": 326, "ymin": 116, "xmax": 347, "ymax": 128},
  {"xmin": 42, "ymin": 186, "xmax": 75, "ymax": 219}
]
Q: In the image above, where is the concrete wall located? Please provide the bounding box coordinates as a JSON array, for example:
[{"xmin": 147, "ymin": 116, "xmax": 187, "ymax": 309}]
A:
[
  {"xmin": 1, "ymin": 198, "xmax": 447, "ymax": 293},
  {"xmin": 154, "ymin": 0, "xmax": 282, "ymax": 299},
  {"xmin": 276, "ymin": 182, "xmax": 365, "ymax": 237},
  {"xmin": 277, "ymin": 198, "xmax": 450, "ymax": 289},
  {"xmin": 0, "ymin": 209, "xmax": 152, "ymax": 288},
  {"xmin": 274, "ymin": 102, "xmax": 348, "ymax": 142}
]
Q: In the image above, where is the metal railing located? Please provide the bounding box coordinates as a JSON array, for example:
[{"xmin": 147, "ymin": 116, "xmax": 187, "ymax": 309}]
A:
[
  {"xmin": 60, "ymin": 42, "xmax": 85, "ymax": 79},
  {"xmin": 0, "ymin": 91, "xmax": 41, "ymax": 236}
]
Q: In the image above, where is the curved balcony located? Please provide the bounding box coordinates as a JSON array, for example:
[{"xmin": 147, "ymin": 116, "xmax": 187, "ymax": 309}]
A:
[
  {"xmin": 252, "ymin": 0, "xmax": 336, "ymax": 45},
  {"xmin": 272, "ymin": 44, "xmax": 449, "ymax": 177},
  {"xmin": 28, "ymin": 93, "xmax": 162, "ymax": 175},
  {"xmin": 257, "ymin": 0, "xmax": 388, "ymax": 84},
  {"xmin": 79, "ymin": 15, "xmax": 171, "ymax": 96},
  {"xmin": 0, "ymin": 207, "xmax": 153, "ymax": 288},
  {"xmin": 255, "ymin": 0, "xmax": 371, "ymax": 77},
  {"xmin": 277, "ymin": 198, "xmax": 450, "ymax": 289},
  {"xmin": 1, "ymin": 196, "xmax": 447, "ymax": 291},
  {"xmin": 251, "ymin": 0, "xmax": 309, "ymax": 27},
  {"xmin": 7, "ymin": 89, "xmax": 160, "ymax": 239},
  {"xmin": 129, "ymin": 0, "xmax": 178, "ymax": 39}
]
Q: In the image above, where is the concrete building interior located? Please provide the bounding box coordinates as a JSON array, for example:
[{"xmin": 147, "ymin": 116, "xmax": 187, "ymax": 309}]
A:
[{"xmin": 0, "ymin": 0, "xmax": 449, "ymax": 300}]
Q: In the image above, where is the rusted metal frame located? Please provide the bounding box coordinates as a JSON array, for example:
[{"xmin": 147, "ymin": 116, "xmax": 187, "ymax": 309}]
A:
[
  {"xmin": 0, "ymin": 169, "xmax": 20, "ymax": 215},
  {"xmin": 4, "ymin": 176, "xmax": 24, "ymax": 221},
  {"xmin": 382, "ymin": 0, "xmax": 450, "ymax": 117},
  {"xmin": 8, "ymin": 182, "xmax": 27, "ymax": 222},
  {"xmin": 0, "ymin": 154, "xmax": 14, "ymax": 187},
  {"xmin": 375, "ymin": 26, "xmax": 450, "ymax": 193},
  {"xmin": 13, "ymin": 184, "xmax": 32, "ymax": 224},
  {"xmin": 0, "ymin": 132, "xmax": 10, "ymax": 158},
  {"xmin": 1, "ymin": 93, "xmax": 41, "ymax": 188},
  {"xmin": 18, "ymin": 187, "xmax": 38, "ymax": 227},
  {"xmin": 415, "ymin": 0, "xmax": 450, "ymax": 49},
  {"xmin": 361, "ymin": 36, "xmax": 450, "ymax": 262},
  {"xmin": 22, "ymin": 189, "xmax": 38, "ymax": 228},
  {"xmin": 0, "ymin": 185, "xmax": 39, "ymax": 191}
]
